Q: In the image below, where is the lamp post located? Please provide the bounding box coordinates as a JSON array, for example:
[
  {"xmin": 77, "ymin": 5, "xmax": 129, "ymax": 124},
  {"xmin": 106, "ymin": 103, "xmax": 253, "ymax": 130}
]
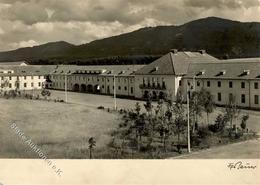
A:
[
  {"xmin": 65, "ymin": 73, "xmax": 68, "ymax": 103},
  {"xmin": 187, "ymin": 82, "xmax": 191, "ymax": 153},
  {"xmin": 113, "ymin": 73, "xmax": 117, "ymax": 110}
]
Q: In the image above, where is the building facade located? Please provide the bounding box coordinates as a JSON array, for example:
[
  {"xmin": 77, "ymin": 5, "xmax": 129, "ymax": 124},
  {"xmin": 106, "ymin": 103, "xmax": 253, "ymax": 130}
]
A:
[
  {"xmin": 49, "ymin": 65, "xmax": 144, "ymax": 98},
  {"xmin": 181, "ymin": 59, "xmax": 260, "ymax": 109},
  {"xmin": 0, "ymin": 67, "xmax": 47, "ymax": 92},
  {"xmin": 1, "ymin": 50, "xmax": 259, "ymax": 110}
]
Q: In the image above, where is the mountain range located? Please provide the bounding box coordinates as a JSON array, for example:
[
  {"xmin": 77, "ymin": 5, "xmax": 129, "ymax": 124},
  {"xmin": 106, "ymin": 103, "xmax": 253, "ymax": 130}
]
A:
[{"xmin": 0, "ymin": 17, "xmax": 259, "ymax": 64}]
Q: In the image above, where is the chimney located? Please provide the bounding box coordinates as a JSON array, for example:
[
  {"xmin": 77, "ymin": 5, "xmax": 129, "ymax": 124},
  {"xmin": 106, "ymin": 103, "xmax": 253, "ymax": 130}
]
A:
[
  {"xmin": 198, "ymin": 49, "xmax": 206, "ymax": 54},
  {"xmin": 170, "ymin": 49, "xmax": 178, "ymax": 54}
]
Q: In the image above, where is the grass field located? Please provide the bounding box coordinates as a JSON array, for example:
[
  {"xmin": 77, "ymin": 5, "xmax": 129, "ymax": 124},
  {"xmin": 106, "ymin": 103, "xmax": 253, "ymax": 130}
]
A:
[
  {"xmin": 51, "ymin": 90, "xmax": 260, "ymax": 133},
  {"xmin": 0, "ymin": 91, "xmax": 260, "ymax": 159},
  {"xmin": 0, "ymin": 98, "xmax": 119, "ymax": 158}
]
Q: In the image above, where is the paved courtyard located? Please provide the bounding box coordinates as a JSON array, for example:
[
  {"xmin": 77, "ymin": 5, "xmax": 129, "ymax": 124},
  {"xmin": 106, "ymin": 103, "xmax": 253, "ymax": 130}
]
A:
[
  {"xmin": 50, "ymin": 90, "xmax": 145, "ymax": 110},
  {"xmin": 171, "ymin": 138, "xmax": 260, "ymax": 159}
]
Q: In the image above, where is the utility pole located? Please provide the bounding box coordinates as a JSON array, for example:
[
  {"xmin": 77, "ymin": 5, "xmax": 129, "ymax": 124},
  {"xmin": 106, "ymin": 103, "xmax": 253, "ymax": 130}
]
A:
[
  {"xmin": 113, "ymin": 73, "xmax": 117, "ymax": 110},
  {"xmin": 187, "ymin": 82, "xmax": 191, "ymax": 153},
  {"xmin": 65, "ymin": 74, "xmax": 68, "ymax": 103}
]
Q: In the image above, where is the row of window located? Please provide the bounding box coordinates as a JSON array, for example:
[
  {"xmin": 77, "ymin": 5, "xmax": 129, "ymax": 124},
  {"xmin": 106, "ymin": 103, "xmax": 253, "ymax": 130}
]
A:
[
  {"xmin": 217, "ymin": 93, "xmax": 259, "ymax": 105},
  {"xmin": 52, "ymin": 82, "xmax": 134, "ymax": 94},
  {"xmin": 1, "ymin": 76, "xmax": 43, "ymax": 80},
  {"xmin": 52, "ymin": 76, "xmax": 134, "ymax": 83},
  {"xmin": 203, "ymin": 81, "xmax": 258, "ymax": 89},
  {"xmin": 6, "ymin": 82, "xmax": 42, "ymax": 88}
]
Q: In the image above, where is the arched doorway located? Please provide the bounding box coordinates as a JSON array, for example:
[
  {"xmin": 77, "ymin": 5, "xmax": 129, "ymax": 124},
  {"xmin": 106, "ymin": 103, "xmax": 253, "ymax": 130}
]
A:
[
  {"xmin": 159, "ymin": 91, "xmax": 165, "ymax": 100},
  {"xmin": 94, "ymin": 85, "xmax": 101, "ymax": 94},
  {"xmin": 143, "ymin": 90, "xmax": 149, "ymax": 99},
  {"xmin": 152, "ymin": 91, "xmax": 157, "ymax": 100},
  {"xmin": 87, "ymin": 84, "xmax": 93, "ymax": 93},
  {"xmin": 80, "ymin": 84, "xmax": 87, "ymax": 92},
  {"xmin": 73, "ymin": 84, "xmax": 80, "ymax": 92}
]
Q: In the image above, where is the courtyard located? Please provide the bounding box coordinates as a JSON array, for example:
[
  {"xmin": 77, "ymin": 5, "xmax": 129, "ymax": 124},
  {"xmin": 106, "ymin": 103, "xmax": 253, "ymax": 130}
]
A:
[{"xmin": 0, "ymin": 90, "xmax": 259, "ymax": 158}]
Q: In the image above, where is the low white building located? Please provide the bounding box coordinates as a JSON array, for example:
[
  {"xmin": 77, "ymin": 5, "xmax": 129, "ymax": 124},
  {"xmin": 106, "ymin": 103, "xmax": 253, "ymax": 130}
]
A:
[{"xmin": 0, "ymin": 65, "xmax": 52, "ymax": 92}]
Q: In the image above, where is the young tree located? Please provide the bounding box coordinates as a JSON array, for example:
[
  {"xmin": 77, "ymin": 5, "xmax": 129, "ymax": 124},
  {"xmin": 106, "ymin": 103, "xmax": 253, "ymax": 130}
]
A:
[
  {"xmin": 135, "ymin": 102, "xmax": 141, "ymax": 116},
  {"xmin": 240, "ymin": 114, "xmax": 249, "ymax": 131},
  {"xmin": 173, "ymin": 91, "xmax": 187, "ymax": 146},
  {"xmin": 88, "ymin": 137, "xmax": 96, "ymax": 159},
  {"xmin": 200, "ymin": 89, "xmax": 215, "ymax": 126},
  {"xmin": 189, "ymin": 91, "xmax": 203, "ymax": 132},
  {"xmin": 225, "ymin": 95, "xmax": 241, "ymax": 131}
]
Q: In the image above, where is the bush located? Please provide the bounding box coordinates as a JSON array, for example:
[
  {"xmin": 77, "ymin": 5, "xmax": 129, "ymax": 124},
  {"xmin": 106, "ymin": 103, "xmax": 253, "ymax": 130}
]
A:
[
  {"xmin": 97, "ymin": 106, "xmax": 105, "ymax": 110},
  {"xmin": 197, "ymin": 127, "xmax": 212, "ymax": 139}
]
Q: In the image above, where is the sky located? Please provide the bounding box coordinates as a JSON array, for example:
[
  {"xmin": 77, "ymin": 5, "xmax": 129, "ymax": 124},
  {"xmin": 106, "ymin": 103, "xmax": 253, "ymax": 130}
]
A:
[{"xmin": 0, "ymin": 0, "xmax": 259, "ymax": 51}]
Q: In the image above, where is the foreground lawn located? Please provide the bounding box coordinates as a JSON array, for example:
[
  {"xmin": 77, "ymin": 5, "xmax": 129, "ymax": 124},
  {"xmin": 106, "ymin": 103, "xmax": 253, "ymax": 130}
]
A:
[{"xmin": 0, "ymin": 98, "xmax": 119, "ymax": 158}]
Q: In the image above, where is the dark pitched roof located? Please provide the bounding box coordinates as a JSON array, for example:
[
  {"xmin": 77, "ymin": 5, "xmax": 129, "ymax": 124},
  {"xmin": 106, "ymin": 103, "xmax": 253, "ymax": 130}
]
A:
[
  {"xmin": 134, "ymin": 51, "xmax": 218, "ymax": 75},
  {"xmin": 0, "ymin": 65, "xmax": 56, "ymax": 76},
  {"xmin": 51, "ymin": 65, "xmax": 145, "ymax": 76},
  {"xmin": 0, "ymin": 61, "xmax": 29, "ymax": 65},
  {"xmin": 185, "ymin": 60, "xmax": 260, "ymax": 80}
]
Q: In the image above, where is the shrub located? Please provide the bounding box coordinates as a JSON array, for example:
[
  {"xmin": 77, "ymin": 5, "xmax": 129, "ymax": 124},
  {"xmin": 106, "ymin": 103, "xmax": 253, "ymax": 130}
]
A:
[
  {"xmin": 197, "ymin": 127, "xmax": 212, "ymax": 139},
  {"xmin": 97, "ymin": 106, "xmax": 105, "ymax": 110}
]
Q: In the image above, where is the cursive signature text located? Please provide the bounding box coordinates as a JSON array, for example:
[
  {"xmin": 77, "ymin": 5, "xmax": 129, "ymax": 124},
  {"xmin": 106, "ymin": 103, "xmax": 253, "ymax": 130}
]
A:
[{"xmin": 227, "ymin": 161, "xmax": 257, "ymax": 170}]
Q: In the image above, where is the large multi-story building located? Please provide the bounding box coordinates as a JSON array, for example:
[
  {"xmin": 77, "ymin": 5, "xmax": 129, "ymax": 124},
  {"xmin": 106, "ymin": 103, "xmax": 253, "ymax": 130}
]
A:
[
  {"xmin": 181, "ymin": 58, "xmax": 260, "ymax": 109},
  {"xmin": 0, "ymin": 50, "xmax": 259, "ymax": 109},
  {"xmin": 133, "ymin": 50, "xmax": 218, "ymax": 101},
  {"xmin": 49, "ymin": 65, "xmax": 144, "ymax": 98}
]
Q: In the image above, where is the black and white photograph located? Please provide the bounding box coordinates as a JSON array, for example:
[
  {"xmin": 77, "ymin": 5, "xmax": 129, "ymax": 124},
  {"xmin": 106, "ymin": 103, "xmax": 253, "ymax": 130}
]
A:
[{"xmin": 0, "ymin": 0, "xmax": 259, "ymax": 184}]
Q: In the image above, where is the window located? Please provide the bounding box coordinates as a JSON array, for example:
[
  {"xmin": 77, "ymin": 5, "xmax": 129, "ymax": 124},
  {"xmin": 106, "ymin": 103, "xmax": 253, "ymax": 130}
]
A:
[
  {"xmin": 197, "ymin": 81, "xmax": 200, "ymax": 87},
  {"xmin": 118, "ymin": 86, "xmax": 121, "ymax": 90},
  {"xmin": 16, "ymin": 76, "xmax": 19, "ymax": 80},
  {"xmin": 24, "ymin": 76, "xmax": 27, "ymax": 80},
  {"xmin": 9, "ymin": 76, "xmax": 12, "ymax": 80},
  {"xmin": 1, "ymin": 77, "xmax": 3, "ymax": 80},
  {"xmin": 218, "ymin": 81, "xmax": 221, "ymax": 87},
  {"xmin": 217, "ymin": 93, "xmax": 221, "ymax": 101},
  {"xmin": 254, "ymin": 82, "xmax": 258, "ymax": 89},
  {"xmin": 102, "ymin": 85, "xmax": 104, "ymax": 89},
  {"xmin": 241, "ymin": 82, "xmax": 245, "ymax": 89},
  {"xmin": 9, "ymin": 83, "xmax": 12, "ymax": 88},
  {"xmin": 241, "ymin": 94, "xmax": 246, "ymax": 103},
  {"xmin": 229, "ymin": 81, "xmax": 233, "ymax": 88},
  {"xmin": 16, "ymin": 83, "xmax": 20, "ymax": 88},
  {"xmin": 207, "ymin": 81, "xmax": 210, "ymax": 87},
  {"xmin": 131, "ymin": 87, "xmax": 134, "ymax": 94},
  {"xmin": 31, "ymin": 83, "xmax": 34, "ymax": 87},
  {"xmin": 38, "ymin": 82, "xmax": 41, "ymax": 87},
  {"xmin": 124, "ymin": 86, "xmax": 127, "ymax": 91},
  {"xmin": 24, "ymin": 83, "xmax": 27, "ymax": 88},
  {"xmin": 38, "ymin": 76, "xmax": 41, "ymax": 79},
  {"xmin": 179, "ymin": 80, "xmax": 182, "ymax": 86},
  {"xmin": 31, "ymin": 76, "xmax": 33, "ymax": 80},
  {"xmin": 255, "ymin": 95, "xmax": 259, "ymax": 104}
]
